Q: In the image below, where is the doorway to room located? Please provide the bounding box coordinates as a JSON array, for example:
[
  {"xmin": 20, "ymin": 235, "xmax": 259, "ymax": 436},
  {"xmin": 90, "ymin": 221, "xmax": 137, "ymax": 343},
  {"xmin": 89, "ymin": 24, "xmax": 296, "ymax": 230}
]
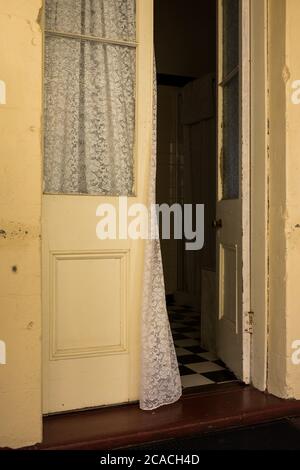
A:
[
  {"xmin": 42, "ymin": 0, "xmax": 251, "ymax": 415},
  {"xmin": 155, "ymin": 0, "xmax": 249, "ymax": 392}
]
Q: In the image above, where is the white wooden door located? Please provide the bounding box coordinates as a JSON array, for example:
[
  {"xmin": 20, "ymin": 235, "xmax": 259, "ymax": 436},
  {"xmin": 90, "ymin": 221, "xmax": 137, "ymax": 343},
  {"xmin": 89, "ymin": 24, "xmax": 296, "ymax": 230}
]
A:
[
  {"xmin": 216, "ymin": 0, "xmax": 250, "ymax": 381},
  {"xmin": 42, "ymin": 0, "xmax": 154, "ymax": 414}
]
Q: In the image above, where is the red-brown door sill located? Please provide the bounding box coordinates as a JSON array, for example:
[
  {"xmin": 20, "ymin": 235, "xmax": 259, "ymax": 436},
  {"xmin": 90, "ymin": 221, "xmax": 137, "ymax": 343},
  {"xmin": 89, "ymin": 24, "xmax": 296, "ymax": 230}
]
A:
[{"xmin": 30, "ymin": 383, "xmax": 300, "ymax": 450}]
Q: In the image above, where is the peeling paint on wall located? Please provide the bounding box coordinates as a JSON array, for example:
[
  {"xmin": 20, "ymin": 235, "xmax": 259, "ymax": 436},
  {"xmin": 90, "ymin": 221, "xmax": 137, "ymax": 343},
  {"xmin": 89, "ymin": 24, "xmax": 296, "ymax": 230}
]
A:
[
  {"xmin": 36, "ymin": 6, "xmax": 43, "ymax": 27},
  {"xmin": 0, "ymin": 221, "xmax": 40, "ymax": 241},
  {"xmin": 282, "ymin": 64, "xmax": 291, "ymax": 83}
]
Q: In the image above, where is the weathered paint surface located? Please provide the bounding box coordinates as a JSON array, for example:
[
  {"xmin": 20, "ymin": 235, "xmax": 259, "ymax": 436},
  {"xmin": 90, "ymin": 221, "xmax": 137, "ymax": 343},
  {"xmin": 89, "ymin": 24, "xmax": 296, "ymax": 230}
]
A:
[
  {"xmin": 268, "ymin": 0, "xmax": 300, "ymax": 399},
  {"xmin": 0, "ymin": 0, "xmax": 43, "ymax": 448},
  {"xmin": 250, "ymin": 0, "xmax": 268, "ymax": 392},
  {"xmin": 268, "ymin": 0, "xmax": 288, "ymax": 398},
  {"xmin": 284, "ymin": 0, "xmax": 300, "ymax": 398}
]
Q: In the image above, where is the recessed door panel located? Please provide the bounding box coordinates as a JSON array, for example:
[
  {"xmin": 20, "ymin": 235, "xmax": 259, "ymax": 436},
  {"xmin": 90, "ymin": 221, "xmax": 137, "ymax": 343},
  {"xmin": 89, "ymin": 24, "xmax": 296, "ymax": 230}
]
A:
[{"xmin": 219, "ymin": 244, "xmax": 238, "ymax": 329}]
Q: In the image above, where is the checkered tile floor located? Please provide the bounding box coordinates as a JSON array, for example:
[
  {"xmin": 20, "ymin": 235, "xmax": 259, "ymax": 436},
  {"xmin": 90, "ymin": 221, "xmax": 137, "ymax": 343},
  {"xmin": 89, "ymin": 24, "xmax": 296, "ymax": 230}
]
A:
[{"xmin": 168, "ymin": 305, "xmax": 237, "ymax": 390}]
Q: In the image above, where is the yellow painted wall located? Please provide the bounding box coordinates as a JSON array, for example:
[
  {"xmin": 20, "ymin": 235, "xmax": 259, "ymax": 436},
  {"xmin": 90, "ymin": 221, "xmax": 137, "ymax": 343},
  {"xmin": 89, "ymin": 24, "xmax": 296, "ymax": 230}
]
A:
[
  {"xmin": 268, "ymin": 0, "xmax": 300, "ymax": 399},
  {"xmin": 0, "ymin": 0, "xmax": 43, "ymax": 447}
]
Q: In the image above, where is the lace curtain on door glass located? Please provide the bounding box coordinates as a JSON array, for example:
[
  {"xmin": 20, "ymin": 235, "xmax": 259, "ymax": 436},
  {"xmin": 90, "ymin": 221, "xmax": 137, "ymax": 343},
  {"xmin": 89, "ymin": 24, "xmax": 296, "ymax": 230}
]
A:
[{"xmin": 44, "ymin": 0, "xmax": 136, "ymax": 195}]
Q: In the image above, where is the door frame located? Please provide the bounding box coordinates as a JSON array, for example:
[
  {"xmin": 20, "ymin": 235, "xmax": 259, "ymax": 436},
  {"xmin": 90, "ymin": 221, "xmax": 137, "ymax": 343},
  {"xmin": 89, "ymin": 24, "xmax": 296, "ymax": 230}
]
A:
[
  {"xmin": 240, "ymin": 0, "xmax": 269, "ymax": 390},
  {"xmin": 40, "ymin": 0, "xmax": 270, "ymax": 409},
  {"xmin": 40, "ymin": 0, "xmax": 269, "ymax": 427},
  {"xmin": 241, "ymin": 0, "xmax": 251, "ymax": 383},
  {"xmin": 249, "ymin": 0, "xmax": 269, "ymax": 391},
  {"xmin": 238, "ymin": 0, "xmax": 269, "ymax": 390}
]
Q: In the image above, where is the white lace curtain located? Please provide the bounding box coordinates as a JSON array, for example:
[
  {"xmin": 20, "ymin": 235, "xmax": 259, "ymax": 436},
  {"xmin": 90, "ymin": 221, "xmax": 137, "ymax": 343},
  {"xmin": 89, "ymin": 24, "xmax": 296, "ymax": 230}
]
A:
[
  {"xmin": 44, "ymin": 0, "xmax": 182, "ymax": 410},
  {"xmin": 140, "ymin": 68, "xmax": 182, "ymax": 410}
]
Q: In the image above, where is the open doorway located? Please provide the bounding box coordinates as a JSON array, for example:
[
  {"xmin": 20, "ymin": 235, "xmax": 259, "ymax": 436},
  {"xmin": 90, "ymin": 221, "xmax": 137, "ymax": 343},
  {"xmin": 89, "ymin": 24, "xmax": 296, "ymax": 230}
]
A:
[
  {"xmin": 155, "ymin": 0, "xmax": 239, "ymax": 391},
  {"xmin": 41, "ymin": 0, "xmax": 250, "ymax": 416}
]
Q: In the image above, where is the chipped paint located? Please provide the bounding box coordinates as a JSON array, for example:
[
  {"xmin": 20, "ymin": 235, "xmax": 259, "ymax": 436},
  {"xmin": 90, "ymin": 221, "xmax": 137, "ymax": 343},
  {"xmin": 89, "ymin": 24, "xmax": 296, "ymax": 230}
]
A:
[
  {"xmin": 36, "ymin": 6, "xmax": 43, "ymax": 27},
  {"xmin": 0, "ymin": 222, "xmax": 40, "ymax": 241},
  {"xmin": 282, "ymin": 64, "xmax": 291, "ymax": 83}
]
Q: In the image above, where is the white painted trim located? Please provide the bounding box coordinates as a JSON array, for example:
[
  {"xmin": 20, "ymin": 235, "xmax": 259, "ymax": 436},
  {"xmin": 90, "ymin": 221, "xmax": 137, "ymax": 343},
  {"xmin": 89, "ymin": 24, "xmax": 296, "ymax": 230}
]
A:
[{"xmin": 241, "ymin": 0, "xmax": 251, "ymax": 384}]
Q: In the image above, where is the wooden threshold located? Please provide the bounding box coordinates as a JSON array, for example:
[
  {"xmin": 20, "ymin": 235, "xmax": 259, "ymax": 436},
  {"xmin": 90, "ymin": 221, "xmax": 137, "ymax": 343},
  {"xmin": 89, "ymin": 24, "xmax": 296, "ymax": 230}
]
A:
[{"xmin": 32, "ymin": 383, "xmax": 300, "ymax": 450}]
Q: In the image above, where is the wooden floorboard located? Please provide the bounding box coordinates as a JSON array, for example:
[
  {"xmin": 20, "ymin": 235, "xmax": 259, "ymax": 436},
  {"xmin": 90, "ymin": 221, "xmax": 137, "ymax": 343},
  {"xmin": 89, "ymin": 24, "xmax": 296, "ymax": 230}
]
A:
[{"xmin": 32, "ymin": 384, "xmax": 300, "ymax": 450}]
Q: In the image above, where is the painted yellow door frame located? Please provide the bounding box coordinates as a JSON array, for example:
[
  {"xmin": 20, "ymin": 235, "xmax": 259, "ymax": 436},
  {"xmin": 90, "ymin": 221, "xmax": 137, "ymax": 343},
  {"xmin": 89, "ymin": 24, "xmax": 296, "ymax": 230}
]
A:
[{"xmin": 250, "ymin": 0, "xmax": 269, "ymax": 392}]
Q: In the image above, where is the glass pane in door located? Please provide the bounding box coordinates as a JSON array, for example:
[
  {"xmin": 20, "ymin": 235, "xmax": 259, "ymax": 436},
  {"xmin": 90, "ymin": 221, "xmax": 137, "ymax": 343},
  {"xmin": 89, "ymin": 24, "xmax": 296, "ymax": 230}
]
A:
[
  {"xmin": 44, "ymin": 0, "xmax": 136, "ymax": 195},
  {"xmin": 223, "ymin": 0, "xmax": 239, "ymax": 77},
  {"xmin": 221, "ymin": 0, "xmax": 240, "ymax": 200},
  {"xmin": 222, "ymin": 74, "xmax": 239, "ymax": 199}
]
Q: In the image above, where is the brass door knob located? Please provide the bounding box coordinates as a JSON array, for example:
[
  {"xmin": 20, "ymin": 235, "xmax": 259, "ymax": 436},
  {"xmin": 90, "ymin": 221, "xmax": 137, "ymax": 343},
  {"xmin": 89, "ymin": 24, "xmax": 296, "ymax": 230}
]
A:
[{"xmin": 212, "ymin": 219, "xmax": 223, "ymax": 229}]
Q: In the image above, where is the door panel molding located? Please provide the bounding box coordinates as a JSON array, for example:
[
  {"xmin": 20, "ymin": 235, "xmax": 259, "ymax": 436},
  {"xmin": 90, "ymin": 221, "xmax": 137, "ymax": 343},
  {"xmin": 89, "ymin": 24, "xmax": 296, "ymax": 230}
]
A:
[
  {"xmin": 219, "ymin": 243, "xmax": 238, "ymax": 331},
  {"xmin": 49, "ymin": 250, "xmax": 129, "ymax": 361}
]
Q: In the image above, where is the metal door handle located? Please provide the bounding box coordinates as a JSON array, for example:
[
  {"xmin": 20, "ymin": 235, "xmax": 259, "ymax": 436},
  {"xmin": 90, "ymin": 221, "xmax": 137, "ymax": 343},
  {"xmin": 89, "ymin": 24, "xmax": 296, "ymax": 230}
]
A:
[{"xmin": 212, "ymin": 219, "xmax": 223, "ymax": 229}]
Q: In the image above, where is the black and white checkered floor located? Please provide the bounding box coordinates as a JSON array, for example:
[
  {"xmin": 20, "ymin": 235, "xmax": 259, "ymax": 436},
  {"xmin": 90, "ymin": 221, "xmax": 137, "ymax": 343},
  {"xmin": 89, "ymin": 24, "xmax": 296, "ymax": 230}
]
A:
[{"xmin": 168, "ymin": 305, "xmax": 237, "ymax": 390}]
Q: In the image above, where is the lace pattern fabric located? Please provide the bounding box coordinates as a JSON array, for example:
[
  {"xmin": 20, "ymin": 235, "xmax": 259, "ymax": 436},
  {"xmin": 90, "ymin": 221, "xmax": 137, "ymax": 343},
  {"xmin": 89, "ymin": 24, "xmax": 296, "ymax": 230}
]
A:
[
  {"xmin": 44, "ymin": 0, "xmax": 136, "ymax": 195},
  {"xmin": 140, "ymin": 67, "xmax": 182, "ymax": 411},
  {"xmin": 45, "ymin": 0, "xmax": 136, "ymax": 40}
]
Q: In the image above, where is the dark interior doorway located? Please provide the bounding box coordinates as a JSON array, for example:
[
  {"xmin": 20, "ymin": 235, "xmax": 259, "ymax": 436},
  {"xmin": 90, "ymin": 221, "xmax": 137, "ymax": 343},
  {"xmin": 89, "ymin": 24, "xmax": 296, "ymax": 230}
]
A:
[{"xmin": 155, "ymin": 0, "xmax": 237, "ymax": 390}]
